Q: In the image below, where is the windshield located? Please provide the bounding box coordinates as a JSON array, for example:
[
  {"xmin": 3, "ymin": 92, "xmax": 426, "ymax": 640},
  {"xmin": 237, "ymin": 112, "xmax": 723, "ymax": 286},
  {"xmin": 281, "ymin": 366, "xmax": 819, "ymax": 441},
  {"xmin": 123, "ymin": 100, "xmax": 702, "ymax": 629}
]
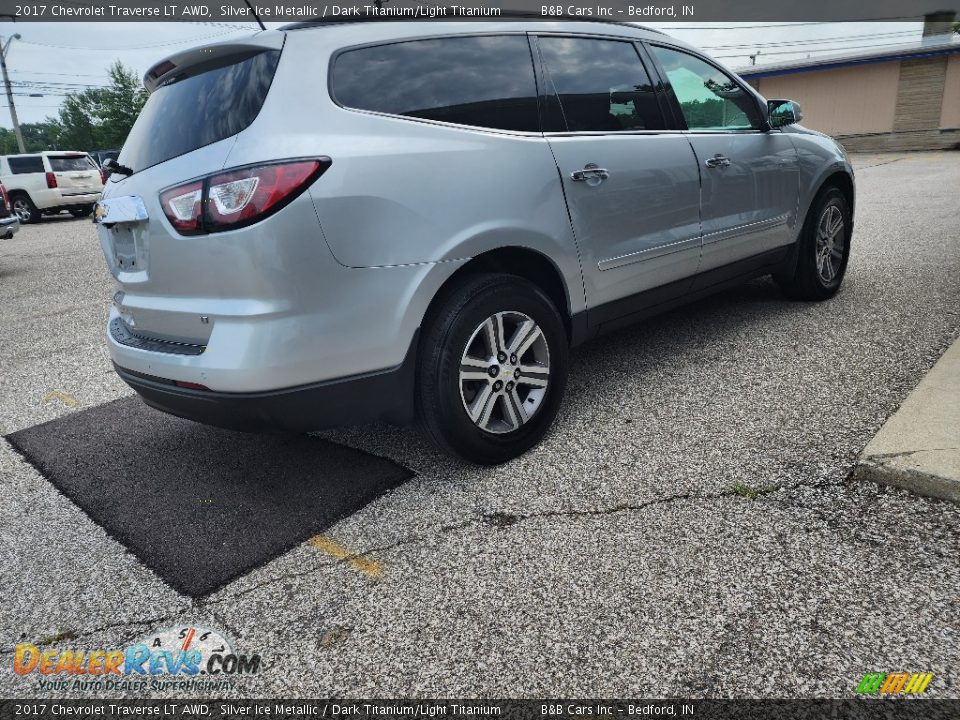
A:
[{"xmin": 120, "ymin": 49, "xmax": 281, "ymax": 173}]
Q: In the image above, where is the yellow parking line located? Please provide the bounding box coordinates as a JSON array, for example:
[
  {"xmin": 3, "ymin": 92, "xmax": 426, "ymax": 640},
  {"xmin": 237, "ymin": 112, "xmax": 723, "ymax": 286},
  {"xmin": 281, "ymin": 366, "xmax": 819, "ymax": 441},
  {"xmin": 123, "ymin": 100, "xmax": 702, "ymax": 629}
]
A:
[
  {"xmin": 41, "ymin": 390, "xmax": 78, "ymax": 408},
  {"xmin": 308, "ymin": 535, "xmax": 383, "ymax": 578}
]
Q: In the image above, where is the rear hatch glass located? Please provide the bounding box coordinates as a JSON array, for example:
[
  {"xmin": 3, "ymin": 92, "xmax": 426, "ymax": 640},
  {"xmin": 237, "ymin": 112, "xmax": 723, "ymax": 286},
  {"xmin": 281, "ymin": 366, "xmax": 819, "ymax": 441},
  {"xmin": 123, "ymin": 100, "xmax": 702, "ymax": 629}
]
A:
[
  {"xmin": 50, "ymin": 154, "xmax": 100, "ymax": 193},
  {"xmin": 120, "ymin": 49, "xmax": 281, "ymax": 174},
  {"xmin": 49, "ymin": 155, "xmax": 96, "ymax": 172}
]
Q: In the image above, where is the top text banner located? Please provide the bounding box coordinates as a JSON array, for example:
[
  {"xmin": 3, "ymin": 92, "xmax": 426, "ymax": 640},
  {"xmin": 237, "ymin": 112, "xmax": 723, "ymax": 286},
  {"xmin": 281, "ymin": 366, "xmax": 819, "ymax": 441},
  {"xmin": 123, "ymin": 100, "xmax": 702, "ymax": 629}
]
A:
[{"xmin": 0, "ymin": 0, "xmax": 956, "ymax": 22}]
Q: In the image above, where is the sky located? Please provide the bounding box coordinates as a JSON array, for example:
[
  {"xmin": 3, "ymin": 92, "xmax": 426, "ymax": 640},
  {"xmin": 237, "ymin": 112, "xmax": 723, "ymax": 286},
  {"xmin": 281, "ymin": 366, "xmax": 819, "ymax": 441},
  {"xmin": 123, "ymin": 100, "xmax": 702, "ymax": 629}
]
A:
[{"xmin": 0, "ymin": 19, "xmax": 927, "ymax": 126}]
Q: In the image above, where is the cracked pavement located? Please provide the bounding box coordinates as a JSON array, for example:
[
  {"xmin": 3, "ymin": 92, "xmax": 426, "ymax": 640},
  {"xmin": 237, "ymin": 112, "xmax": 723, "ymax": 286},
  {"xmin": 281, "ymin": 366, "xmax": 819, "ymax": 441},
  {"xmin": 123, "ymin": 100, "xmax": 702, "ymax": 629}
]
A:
[{"xmin": 1, "ymin": 152, "xmax": 959, "ymax": 698}]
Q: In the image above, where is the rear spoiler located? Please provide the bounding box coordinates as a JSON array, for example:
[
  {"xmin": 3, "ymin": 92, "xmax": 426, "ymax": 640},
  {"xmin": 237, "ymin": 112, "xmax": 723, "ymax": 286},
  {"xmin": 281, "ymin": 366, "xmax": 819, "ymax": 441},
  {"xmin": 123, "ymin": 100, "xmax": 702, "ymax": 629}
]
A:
[{"xmin": 143, "ymin": 30, "xmax": 285, "ymax": 93}]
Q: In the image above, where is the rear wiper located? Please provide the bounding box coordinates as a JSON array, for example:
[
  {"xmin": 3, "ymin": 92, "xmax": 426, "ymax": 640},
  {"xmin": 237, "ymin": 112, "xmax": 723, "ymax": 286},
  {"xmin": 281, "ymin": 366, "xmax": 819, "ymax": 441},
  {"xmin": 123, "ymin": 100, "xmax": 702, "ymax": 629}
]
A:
[{"xmin": 103, "ymin": 158, "xmax": 134, "ymax": 177}]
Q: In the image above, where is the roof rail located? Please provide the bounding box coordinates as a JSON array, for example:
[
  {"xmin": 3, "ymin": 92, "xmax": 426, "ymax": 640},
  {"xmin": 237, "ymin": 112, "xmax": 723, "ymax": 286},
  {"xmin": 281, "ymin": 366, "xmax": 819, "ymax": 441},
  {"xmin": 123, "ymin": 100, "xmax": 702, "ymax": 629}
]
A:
[{"xmin": 281, "ymin": 12, "xmax": 664, "ymax": 34}]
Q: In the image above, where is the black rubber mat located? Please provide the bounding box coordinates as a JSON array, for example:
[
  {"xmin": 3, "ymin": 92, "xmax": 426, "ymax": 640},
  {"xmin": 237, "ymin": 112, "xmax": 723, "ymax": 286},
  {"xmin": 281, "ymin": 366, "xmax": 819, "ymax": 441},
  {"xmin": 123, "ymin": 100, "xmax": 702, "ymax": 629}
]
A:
[{"xmin": 6, "ymin": 397, "xmax": 413, "ymax": 597}]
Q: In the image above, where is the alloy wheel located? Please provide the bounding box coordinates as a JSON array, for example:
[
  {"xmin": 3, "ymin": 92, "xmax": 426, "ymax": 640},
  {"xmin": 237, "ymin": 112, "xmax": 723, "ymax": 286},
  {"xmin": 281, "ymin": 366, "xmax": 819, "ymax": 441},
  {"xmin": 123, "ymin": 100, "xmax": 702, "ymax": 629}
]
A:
[
  {"xmin": 12, "ymin": 199, "xmax": 31, "ymax": 223},
  {"xmin": 459, "ymin": 310, "xmax": 550, "ymax": 434},
  {"xmin": 815, "ymin": 203, "xmax": 845, "ymax": 284}
]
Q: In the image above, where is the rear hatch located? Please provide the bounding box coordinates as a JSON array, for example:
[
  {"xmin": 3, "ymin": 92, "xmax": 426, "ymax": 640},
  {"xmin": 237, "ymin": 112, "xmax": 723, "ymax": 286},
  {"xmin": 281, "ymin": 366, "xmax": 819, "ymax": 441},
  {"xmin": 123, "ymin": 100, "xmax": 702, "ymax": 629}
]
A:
[
  {"xmin": 48, "ymin": 154, "xmax": 102, "ymax": 196},
  {"xmin": 98, "ymin": 31, "xmax": 286, "ymax": 341},
  {"xmin": 118, "ymin": 32, "xmax": 284, "ymax": 178}
]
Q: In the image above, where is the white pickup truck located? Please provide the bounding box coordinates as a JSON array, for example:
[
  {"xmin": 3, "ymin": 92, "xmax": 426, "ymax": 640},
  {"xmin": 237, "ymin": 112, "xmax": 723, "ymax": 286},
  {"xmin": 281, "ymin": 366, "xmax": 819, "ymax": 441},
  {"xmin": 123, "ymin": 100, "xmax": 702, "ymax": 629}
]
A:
[{"xmin": 0, "ymin": 151, "xmax": 104, "ymax": 223}]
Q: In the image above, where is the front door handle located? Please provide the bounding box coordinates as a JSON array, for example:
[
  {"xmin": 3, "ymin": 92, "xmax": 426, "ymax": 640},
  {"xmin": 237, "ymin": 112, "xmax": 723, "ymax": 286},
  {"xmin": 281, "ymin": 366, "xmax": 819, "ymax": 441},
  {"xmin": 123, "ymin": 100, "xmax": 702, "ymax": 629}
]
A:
[
  {"xmin": 705, "ymin": 154, "xmax": 731, "ymax": 169},
  {"xmin": 571, "ymin": 164, "xmax": 610, "ymax": 183}
]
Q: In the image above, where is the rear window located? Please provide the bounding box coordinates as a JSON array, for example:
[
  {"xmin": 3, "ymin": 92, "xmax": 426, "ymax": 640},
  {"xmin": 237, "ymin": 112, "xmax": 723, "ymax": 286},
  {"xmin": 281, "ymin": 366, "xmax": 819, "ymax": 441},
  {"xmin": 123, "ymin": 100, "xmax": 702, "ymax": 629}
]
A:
[
  {"xmin": 7, "ymin": 156, "xmax": 44, "ymax": 174},
  {"xmin": 332, "ymin": 36, "xmax": 539, "ymax": 133},
  {"xmin": 49, "ymin": 155, "xmax": 96, "ymax": 172},
  {"xmin": 121, "ymin": 49, "xmax": 281, "ymax": 172}
]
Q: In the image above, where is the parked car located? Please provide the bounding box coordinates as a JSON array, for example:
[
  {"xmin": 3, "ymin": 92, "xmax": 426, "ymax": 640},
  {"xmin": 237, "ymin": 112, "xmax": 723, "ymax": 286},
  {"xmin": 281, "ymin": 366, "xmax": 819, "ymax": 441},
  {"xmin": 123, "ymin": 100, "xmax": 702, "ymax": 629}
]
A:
[
  {"xmin": 96, "ymin": 19, "xmax": 854, "ymax": 464},
  {"xmin": 0, "ymin": 151, "xmax": 104, "ymax": 223},
  {"xmin": 0, "ymin": 181, "xmax": 20, "ymax": 239}
]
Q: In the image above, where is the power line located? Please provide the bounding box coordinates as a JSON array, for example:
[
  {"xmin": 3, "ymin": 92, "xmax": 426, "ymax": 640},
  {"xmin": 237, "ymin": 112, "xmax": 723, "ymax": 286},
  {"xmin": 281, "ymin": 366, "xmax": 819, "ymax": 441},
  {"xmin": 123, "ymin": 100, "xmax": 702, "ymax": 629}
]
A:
[
  {"xmin": 12, "ymin": 80, "xmax": 109, "ymax": 87},
  {"xmin": 18, "ymin": 26, "xmax": 249, "ymax": 51},
  {"xmin": 700, "ymin": 28, "xmax": 919, "ymax": 51},
  {"xmin": 663, "ymin": 17, "xmax": 915, "ymax": 30},
  {"xmin": 714, "ymin": 37, "xmax": 939, "ymax": 60},
  {"xmin": 11, "ymin": 69, "xmax": 109, "ymax": 78}
]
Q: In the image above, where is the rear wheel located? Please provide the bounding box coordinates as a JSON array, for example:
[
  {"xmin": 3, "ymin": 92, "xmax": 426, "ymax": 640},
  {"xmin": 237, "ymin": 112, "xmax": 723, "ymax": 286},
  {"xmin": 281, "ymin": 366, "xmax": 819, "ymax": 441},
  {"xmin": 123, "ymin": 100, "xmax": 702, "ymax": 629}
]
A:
[
  {"xmin": 11, "ymin": 194, "xmax": 39, "ymax": 224},
  {"xmin": 69, "ymin": 204, "xmax": 94, "ymax": 218},
  {"xmin": 417, "ymin": 273, "xmax": 568, "ymax": 464},
  {"xmin": 775, "ymin": 186, "xmax": 851, "ymax": 300}
]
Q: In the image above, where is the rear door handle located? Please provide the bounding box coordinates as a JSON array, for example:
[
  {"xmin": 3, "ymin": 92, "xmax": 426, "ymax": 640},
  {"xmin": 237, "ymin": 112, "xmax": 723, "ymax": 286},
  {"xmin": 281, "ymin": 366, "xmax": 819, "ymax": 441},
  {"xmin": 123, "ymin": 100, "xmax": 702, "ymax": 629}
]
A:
[
  {"xmin": 704, "ymin": 155, "xmax": 731, "ymax": 169},
  {"xmin": 571, "ymin": 164, "xmax": 610, "ymax": 182}
]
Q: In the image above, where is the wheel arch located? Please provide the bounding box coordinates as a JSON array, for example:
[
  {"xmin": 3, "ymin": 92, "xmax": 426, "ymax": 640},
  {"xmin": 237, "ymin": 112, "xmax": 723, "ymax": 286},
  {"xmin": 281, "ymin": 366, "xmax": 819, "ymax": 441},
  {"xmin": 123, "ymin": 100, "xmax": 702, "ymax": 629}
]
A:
[
  {"xmin": 802, "ymin": 168, "xmax": 855, "ymax": 232},
  {"xmin": 420, "ymin": 246, "xmax": 576, "ymax": 347},
  {"xmin": 821, "ymin": 170, "xmax": 854, "ymax": 217},
  {"xmin": 7, "ymin": 188, "xmax": 33, "ymax": 202}
]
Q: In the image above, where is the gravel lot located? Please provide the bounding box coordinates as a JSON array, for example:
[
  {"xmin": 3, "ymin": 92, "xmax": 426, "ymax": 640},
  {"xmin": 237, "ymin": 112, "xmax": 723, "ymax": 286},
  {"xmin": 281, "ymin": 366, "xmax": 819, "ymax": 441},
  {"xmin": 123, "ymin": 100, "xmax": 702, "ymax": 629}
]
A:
[{"xmin": 1, "ymin": 152, "xmax": 958, "ymax": 698}]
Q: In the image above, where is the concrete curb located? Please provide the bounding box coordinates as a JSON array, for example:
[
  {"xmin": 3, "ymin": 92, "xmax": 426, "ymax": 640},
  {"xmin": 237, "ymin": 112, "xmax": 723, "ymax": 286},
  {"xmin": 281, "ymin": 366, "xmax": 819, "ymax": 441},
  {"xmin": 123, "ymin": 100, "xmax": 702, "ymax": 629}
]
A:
[{"xmin": 853, "ymin": 336, "xmax": 960, "ymax": 503}]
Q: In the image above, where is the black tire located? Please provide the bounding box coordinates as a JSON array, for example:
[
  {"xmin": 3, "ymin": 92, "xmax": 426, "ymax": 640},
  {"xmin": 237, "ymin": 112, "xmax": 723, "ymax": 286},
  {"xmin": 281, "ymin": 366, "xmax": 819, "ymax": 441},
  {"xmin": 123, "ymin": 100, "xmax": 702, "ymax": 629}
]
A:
[
  {"xmin": 10, "ymin": 194, "xmax": 40, "ymax": 224},
  {"xmin": 775, "ymin": 186, "xmax": 852, "ymax": 301},
  {"xmin": 69, "ymin": 204, "xmax": 94, "ymax": 218},
  {"xmin": 417, "ymin": 273, "xmax": 569, "ymax": 464}
]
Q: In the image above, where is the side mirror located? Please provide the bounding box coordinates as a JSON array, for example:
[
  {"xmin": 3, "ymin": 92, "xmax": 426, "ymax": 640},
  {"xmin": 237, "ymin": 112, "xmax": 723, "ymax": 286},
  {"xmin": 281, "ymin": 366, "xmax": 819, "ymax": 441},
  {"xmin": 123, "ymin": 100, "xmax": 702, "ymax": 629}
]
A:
[{"xmin": 768, "ymin": 99, "xmax": 802, "ymax": 128}]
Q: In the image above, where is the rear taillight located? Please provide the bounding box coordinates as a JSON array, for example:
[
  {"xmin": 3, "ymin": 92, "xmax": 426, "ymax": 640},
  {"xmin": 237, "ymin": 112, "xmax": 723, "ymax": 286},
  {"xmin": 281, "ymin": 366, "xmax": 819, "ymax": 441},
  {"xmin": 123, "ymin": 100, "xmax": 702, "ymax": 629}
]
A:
[
  {"xmin": 159, "ymin": 158, "xmax": 330, "ymax": 236},
  {"xmin": 99, "ymin": 168, "xmax": 109, "ymax": 185},
  {"xmin": 45, "ymin": 172, "xmax": 57, "ymax": 189},
  {"xmin": 0, "ymin": 185, "xmax": 9, "ymax": 212},
  {"xmin": 159, "ymin": 180, "xmax": 203, "ymax": 234}
]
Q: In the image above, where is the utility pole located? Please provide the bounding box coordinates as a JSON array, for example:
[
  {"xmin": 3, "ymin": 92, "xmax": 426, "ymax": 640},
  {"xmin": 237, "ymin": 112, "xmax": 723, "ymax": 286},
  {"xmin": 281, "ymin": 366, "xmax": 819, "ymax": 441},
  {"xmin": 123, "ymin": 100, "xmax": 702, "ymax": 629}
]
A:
[{"xmin": 0, "ymin": 34, "xmax": 25, "ymax": 153}]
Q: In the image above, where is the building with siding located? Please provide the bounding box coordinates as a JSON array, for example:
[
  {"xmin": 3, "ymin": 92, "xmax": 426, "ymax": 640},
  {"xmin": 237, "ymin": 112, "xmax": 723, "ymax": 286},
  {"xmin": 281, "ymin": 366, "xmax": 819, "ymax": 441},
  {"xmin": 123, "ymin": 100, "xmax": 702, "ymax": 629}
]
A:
[{"xmin": 737, "ymin": 14, "xmax": 960, "ymax": 152}]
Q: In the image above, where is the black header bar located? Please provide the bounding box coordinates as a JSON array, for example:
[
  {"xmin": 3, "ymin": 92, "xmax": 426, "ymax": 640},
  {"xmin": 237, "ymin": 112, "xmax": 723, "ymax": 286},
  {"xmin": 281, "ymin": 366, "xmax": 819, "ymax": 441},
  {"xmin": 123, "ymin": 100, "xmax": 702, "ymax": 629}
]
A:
[{"xmin": 0, "ymin": 0, "xmax": 957, "ymax": 22}]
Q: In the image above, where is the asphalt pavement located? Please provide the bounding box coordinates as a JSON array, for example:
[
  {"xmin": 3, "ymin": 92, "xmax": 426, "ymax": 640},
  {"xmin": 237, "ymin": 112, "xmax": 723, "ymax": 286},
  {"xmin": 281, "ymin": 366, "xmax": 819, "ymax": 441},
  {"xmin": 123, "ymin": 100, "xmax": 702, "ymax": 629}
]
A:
[{"xmin": 0, "ymin": 152, "xmax": 958, "ymax": 698}]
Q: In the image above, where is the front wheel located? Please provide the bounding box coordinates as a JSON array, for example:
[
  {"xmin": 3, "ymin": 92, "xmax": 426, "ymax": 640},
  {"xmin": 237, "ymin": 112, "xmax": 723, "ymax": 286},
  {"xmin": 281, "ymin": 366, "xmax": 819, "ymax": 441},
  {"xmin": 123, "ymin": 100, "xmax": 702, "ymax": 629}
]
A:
[
  {"xmin": 775, "ymin": 186, "xmax": 852, "ymax": 300},
  {"xmin": 417, "ymin": 273, "xmax": 569, "ymax": 464}
]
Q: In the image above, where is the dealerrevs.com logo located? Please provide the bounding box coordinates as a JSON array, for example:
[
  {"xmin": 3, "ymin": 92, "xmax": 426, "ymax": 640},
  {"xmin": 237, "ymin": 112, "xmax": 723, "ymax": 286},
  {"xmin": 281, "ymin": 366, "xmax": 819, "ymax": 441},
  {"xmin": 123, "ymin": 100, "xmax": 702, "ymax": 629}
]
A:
[
  {"xmin": 856, "ymin": 672, "xmax": 934, "ymax": 695},
  {"xmin": 13, "ymin": 626, "xmax": 262, "ymax": 693}
]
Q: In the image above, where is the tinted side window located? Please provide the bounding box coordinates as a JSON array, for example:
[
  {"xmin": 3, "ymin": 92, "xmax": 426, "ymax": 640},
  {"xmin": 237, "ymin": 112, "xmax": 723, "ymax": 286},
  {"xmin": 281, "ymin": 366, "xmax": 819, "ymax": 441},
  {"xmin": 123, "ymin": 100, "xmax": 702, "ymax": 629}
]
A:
[
  {"xmin": 650, "ymin": 46, "xmax": 761, "ymax": 131},
  {"xmin": 121, "ymin": 50, "xmax": 281, "ymax": 173},
  {"xmin": 8, "ymin": 156, "xmax": 44, "ymax": 174},
  {"xmin": 537, "ymin": 36, "xmax": 665, "ymax": 133},
  {"xmin": 332, "ymin": 36, "xmax": 539, "ymax": 132}
]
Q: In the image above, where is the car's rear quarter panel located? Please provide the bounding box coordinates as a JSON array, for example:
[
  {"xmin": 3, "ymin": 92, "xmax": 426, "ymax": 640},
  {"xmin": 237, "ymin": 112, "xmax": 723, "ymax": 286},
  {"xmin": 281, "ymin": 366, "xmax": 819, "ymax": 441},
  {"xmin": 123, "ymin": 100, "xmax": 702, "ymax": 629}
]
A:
[{"xmin": 223, "ymin": 25, "xmax": 586, "ymax": 311}]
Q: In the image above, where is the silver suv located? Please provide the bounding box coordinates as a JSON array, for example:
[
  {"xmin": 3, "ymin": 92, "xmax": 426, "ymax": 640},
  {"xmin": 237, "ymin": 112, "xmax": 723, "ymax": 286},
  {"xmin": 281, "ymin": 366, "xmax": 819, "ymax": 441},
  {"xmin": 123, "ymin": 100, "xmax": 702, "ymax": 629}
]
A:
[{"xmin": 97, "ymin": 20, "xmax": 854, "ymax": 464}]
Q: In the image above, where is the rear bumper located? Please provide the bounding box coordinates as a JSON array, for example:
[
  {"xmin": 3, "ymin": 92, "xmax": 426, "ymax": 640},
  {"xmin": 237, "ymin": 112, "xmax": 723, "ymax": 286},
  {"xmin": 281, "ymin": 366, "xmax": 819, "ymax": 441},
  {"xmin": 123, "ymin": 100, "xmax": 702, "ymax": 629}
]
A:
[
  {"xmin": 113, "ymin": 330, "xmax": 418, "ymax": 432},
  {"xmin": 38, "ymin": 192, "xmax": 100, "ymax": 210},
  {"xmin": 0, "ymin": 215, "xmax": 19, "ymax": 238}
]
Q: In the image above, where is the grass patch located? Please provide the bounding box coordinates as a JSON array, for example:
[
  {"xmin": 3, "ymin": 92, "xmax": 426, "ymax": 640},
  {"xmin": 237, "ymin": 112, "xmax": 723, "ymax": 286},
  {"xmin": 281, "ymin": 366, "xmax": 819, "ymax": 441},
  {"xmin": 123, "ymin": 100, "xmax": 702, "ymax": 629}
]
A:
[
  {"xmin": 731, "ymin": 482, "xmax": 766, "ymax": 500},
  {"xmin": 38, "ymin": 628, "xmax": 78, "ymax": 645}
]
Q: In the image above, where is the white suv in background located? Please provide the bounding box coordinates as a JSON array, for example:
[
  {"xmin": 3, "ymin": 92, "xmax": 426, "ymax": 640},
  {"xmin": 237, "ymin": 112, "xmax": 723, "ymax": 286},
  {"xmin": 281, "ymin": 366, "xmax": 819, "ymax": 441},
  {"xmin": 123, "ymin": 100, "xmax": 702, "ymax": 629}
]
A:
[{"xmin": 0, "ymin": 151, "xmax": 104, "ymax": 223}]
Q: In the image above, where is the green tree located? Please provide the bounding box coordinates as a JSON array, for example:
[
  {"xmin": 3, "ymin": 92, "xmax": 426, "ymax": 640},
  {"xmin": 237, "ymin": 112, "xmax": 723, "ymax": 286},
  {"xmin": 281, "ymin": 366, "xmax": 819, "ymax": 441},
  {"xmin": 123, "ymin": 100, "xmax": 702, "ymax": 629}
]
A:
[
  {"xmin": 48, "ymin": 60, "xmax": 147, "ymax": 151},
  {"xmin": 0, "ymin": 122, "xmax": 62, "ymax": 153},
  {"xmin": 20, "ymin": 121, "xmax": 61, "ymax": 150}
]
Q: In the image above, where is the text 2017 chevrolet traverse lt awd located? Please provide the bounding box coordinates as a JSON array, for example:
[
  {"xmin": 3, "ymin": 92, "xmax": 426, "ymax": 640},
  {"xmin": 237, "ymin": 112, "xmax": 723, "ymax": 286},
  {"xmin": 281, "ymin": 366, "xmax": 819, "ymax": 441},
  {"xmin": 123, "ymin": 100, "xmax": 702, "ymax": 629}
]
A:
[{"xmin": 97, "ymin": 20, "xmax": 854, "ymax": 464}]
